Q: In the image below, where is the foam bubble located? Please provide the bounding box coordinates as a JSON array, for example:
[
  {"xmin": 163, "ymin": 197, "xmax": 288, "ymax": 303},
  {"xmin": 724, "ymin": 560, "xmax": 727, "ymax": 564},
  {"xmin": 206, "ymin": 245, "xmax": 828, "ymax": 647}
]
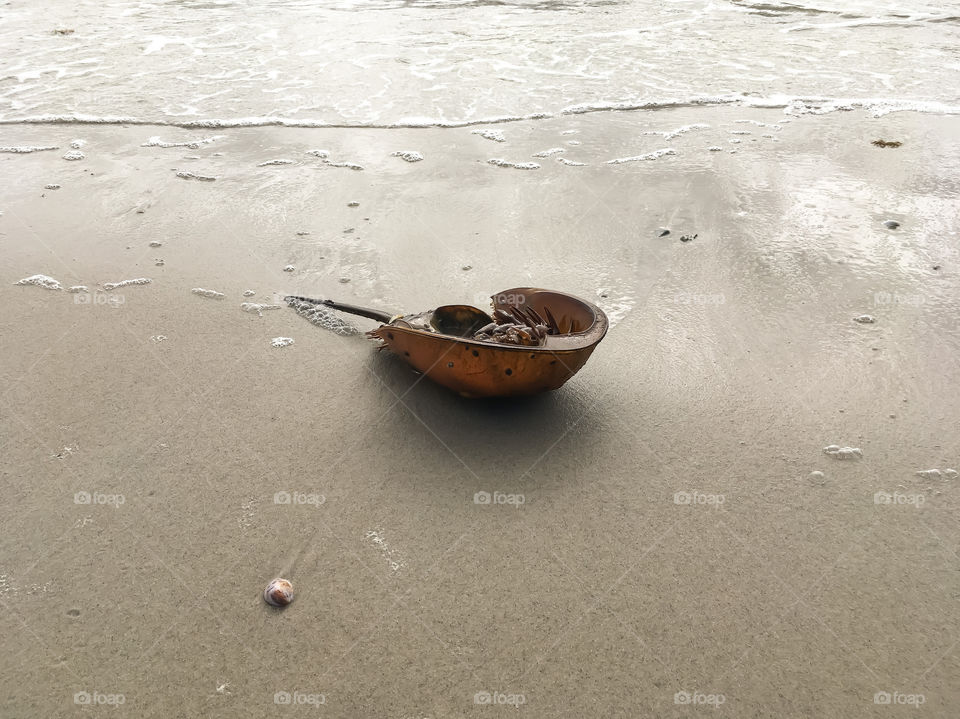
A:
[
  {"xmin": 606, "ymin": 148, "xmax": 677, "ymax": 164},
  {"xmin": 286, "ymin": 298, "xmax": 361, "ymax": 336},
  {"xmin": 488, "ymin": 158, "xmax": 540, "ymax": 170},
  {"xmin": 241, "ymin": 302, "xmax": 281, "ymax": 316},
  {"xmin": 823, "ymin": 445, "xmax": 862, "ymax": 459},
  {"xmin": 175, "ymin": 170, "xmax": 216, "ymax": 181},
  {"xmin": 0, "ymin": 145, "xmax": 58, "ymax": 153},
  {"xmin": 62, "ymin": 150, "xmax": 84, "ymax": 161},
  {"xmin": 644, "ymin": 124, "xmax": 709, "ymax": 140},
  {"xmin": 141, "ymin": 135, "xmax": 223, "ymax": 149},
  {"xmin": 532, "ymin": 148, "xmax": 565, "ymax": 158},
  {"xmin": 103, "ymin": 278, "xmax": 150, "ymax": 291},
  {"xmin": 15, "ymin": 274, "xmax": 61, "ymax": 290},
  {"xmin": 191, "ymin": 287, "xmax": 225, "ymax": 299},
  {"xmin": 271, "ymin": 336, "xmax": 294, "ymax": 347},
  {"xmin": 323, "ymin": 160, "xmax": 363, "ymax": 170},
  {"xmin": 472, "ymin": 129, "xmax": 506, "ymax": 142},
  {"xmin": 256, "ymin": 159, "xmax": 295, "ymax": 167},
  {"xmin": 390, "ymin": 150, "xmax": 423, "ymax": 162}
]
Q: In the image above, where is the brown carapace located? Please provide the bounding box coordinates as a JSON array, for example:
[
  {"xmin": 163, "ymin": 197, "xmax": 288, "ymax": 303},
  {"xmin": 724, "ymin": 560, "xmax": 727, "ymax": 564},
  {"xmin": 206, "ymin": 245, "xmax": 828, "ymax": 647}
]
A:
[{"xmin": 286, "ymin": 287, "xmax": 608, "ymax": 398}]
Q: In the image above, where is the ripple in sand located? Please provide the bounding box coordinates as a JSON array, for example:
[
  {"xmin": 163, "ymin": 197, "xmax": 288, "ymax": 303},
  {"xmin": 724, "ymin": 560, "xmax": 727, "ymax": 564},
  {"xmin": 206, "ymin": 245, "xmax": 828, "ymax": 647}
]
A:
[
  {"xmin": 15, "ymin": 274, "xmax": 61, "ymax": 290},
  {"xmin": 191, "ymin": 287, "xmax": 225, "ymax": 299},
  {"xmin": 103, "ymin": 278, "xmax": 150, "ymax": 291},
  {"xmin": 0, "ymin": 145, "xmax": 58, "ymax": 153},
  {"xmin": 606, "ymin": 148, "xmax": 676, "ymax": 164},
  {"xmin": 488, "ymin": 158, "xmax": 539, "ymax": 170},
  {"xmin": 391, "ymin": 150, "xmax": 423, "ymax": 162},
  {"xmin": 472, "ymin": 129, "xmax": 505, "ymax": 142}
]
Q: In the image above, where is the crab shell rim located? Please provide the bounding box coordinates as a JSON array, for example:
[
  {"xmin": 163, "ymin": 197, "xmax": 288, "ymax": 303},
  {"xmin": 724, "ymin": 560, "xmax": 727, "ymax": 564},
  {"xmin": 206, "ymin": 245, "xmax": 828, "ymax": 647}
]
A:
[{"xmin": 368, "ymin": 287, "xmax": 608, "ymax": 398}]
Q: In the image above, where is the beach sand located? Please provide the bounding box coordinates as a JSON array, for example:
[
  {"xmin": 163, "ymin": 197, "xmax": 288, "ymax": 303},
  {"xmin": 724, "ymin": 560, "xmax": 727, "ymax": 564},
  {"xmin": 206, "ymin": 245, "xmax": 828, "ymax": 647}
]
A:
[{"xmin": 2, "ymin": 107, "xmax": 959, "ymax": 716}]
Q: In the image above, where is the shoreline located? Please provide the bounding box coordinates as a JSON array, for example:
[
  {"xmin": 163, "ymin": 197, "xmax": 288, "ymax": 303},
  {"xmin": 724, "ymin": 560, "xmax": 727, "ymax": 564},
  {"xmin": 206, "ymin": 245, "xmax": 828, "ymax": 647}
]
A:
[{"xmin": 2, "ymin": 105, "xmax": 959, "ymax": 716}]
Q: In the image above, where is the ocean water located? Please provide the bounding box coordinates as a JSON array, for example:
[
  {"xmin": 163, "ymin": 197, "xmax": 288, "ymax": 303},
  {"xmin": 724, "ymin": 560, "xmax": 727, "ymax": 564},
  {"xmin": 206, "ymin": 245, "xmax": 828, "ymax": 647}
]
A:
[{"xmin": 0, "ymin": 0, "xmax": 957, "ymax": 128}]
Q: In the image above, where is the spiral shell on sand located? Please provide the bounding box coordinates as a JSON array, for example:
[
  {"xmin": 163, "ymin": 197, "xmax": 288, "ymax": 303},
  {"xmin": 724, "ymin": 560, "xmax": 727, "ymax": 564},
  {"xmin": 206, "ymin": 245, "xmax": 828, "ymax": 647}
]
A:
[{"xmin": 263, "ymin": 578, "xmax": 294, "ymax": 607}]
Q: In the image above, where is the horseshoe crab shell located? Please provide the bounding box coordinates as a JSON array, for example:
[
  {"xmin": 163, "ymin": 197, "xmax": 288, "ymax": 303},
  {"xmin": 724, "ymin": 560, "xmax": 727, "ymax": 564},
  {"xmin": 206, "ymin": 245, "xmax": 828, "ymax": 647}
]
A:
[{"xmin": 368, "ymin": 287, "xmax": 608, "ymax": 398}]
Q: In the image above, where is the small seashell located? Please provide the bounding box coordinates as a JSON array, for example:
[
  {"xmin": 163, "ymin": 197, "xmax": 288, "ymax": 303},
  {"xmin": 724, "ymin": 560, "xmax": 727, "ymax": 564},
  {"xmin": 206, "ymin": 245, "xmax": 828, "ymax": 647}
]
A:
[
  {"xmin": 883, "ymin": 219, "xmax": 900, "ymax": 229},
  {"xmin": 263, "ymin": 578, "xmax": 294, "ymax": 607},
  {"xmin": 853, "ymin": 314, "xmax": 875, "ymax": 324}
]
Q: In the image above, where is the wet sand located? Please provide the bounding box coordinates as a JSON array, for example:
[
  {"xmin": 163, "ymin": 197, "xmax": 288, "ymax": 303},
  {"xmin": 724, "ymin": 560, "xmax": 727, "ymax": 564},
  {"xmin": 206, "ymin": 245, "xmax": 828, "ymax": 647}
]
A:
[{"xmin": 2, "ymin": 107, "xmax": 959, "ymax": 716}]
